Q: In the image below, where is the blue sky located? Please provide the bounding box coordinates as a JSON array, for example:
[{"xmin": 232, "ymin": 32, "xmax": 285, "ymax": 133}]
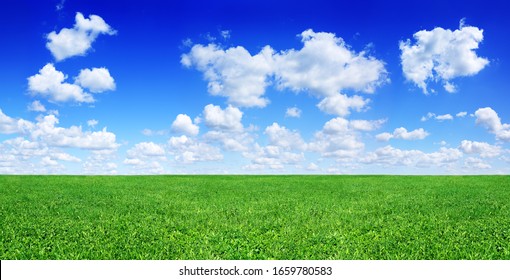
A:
[{"xmin": 1, "ymin": 0, "xmax": 509, "ymax": 174}]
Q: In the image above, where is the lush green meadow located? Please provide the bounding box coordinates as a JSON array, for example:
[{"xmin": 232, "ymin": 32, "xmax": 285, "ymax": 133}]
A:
[{"xmin": 1, "ymin": 175, "xmax": 509, "ymax": 259}]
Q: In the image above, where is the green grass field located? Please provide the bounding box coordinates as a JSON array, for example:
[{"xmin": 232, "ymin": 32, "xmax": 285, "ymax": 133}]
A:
[{"xmin": 1, "ymin": 175, "xmax": 509, "ymax": 260}]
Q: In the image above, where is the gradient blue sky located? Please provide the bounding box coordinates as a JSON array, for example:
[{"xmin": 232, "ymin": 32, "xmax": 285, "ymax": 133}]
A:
[{"xmin": 1, "ymin": 0, "xmax": 509, "ymax": 174}]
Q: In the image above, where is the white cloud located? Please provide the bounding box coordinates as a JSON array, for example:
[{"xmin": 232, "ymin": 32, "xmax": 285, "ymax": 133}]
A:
[
  {"xmin": 393, "ymin": 127, "xmax": 429, "ymax": 140},
  {"xmin": 183, "ymin": 29, "xmax": 387, "ymax": 110},
  {"xmin": 203, "ymin": 104, "xmax": 243, "ymax": 131},
  {"xmin": 83, "ymin": 152, "xmax": 118, "ymax": 175},
  {"xmin": 349, "ymin": 119, "xmax": 386, "ymax": 131},
  {"xmin": 421, "ymin": 112, "xmax": 434, "ymax": 122},
  {"xmin": 456, "ymin": 111, "xmax": 468, "ymax": 118},
  {"xmin": 264, "ymin": 123, "xmax": 306, "ymax": 150},
  {"xmin": 28, "ymin": 63, "xmax": 94, "ymax": 103},
  {"xmin": 464, "ymin": 157, "xmax": 491, "ymax": 169},
  {"xmin": 203, "ymin": 130, "xmax": 253, "ymax": 152},
  {"xmin": 75, "ymin": 67, "xmax": 116, "ymax": 93},
  {"xmin": 274, "ymin": 29, "xmax": 387, "ymax": 116},
  {"xmin": 459, "ymin": 140, "xmax": 501, "ymax": 158},
  {"xmin": 308, "ymin": 118, "xmax": 365, "ymax": 159},
  {"xmin": 1, "ymin": 109, "xmax": 22, "ymax": 134},
  {"xmin": 126, "ymin": 142, "xmax": 165, "ymax": 159},
  {"xmin": 28, "ymin": 64, "xmax": 115, "ymax": 103},
  {"xmin": 87, "ymin": 119, "xmax": 98, "ymax": 127},
  {"xmin": 475, "ymin": 107, "xmax": 510, "ymax": 142},
  {"xmin": 168, "ymin": 135, "xmax": 223, "ymax": 163},
  {"xmin": 41, "ymin": 156, "xmax": 59, "ymax": 166},
  {"xmin": 435, "ymin": 114, "xmax": 454, "ymax": 121},
  {"xmin": 376, "ymin": 127, "xmax": 429, "ymax": 141},
  {"xmin": 375, "ymin": 132, "xmax": 393, "ymax": 142},
  {"xmin": 27, "ymin": 100, "xmax": 46, "ymax": 112},
  {"xmin": 52, "ymin": 152, "xmax": 81, "ymax": 162},
  {"xmin": 400, "ymin": 21, "xmax": 489, "ymax": 93},
  {"xmin": 421, "ymin": 112, "xmax": 455, "ymax": 121},
  {"xmin": 274, "ymin": 29, "xmax": 388, "ymax": 96},
  {"xmin": 316, "ymin": 93, "xmax": 369, "ymax": 116},
  {"xmin": 322, "ymin": 117, "xmax": 384, "ymax": 134},
  {"xmin": 361, "ymin": 145, "xmax": 462, "ymax": 168},
  {"xmin": 0, "ymin": 137, "xmax": 82, "ymax": 174},
  {"xmin": 124, "ymin": 142, "xmax": 166, "ymax": 172},
  {"xmin": 123, "ymin": 158, "xmax": 143, "ymax": 166},
  {"xmin": 1, "ymin": 137, "xmax": 47, "ymax": 158},
  {"xmin": 443, "ymin": 81, "xmax": 457, "ymax": 93},
  {"xmin": 181, "ymin": 44, "xmax": 274, "ymax": 107},
  {"xmin": 285, "ymin": 107, "xmax": 302, "ymax": 118},
  {"xmin": 243, "ymin": 144, "xmax": 304, "ymax": 170},
  {"xmin": 46, "ymin": 12, "xmax": 116, "ymax": 61},
  {"xmin": 30, "ymin": 114, "xmax": 119, "ymax": 151},
  {"xmin": 306, "ymin": 163, "xmax": 320, "ymax": 171},
  {"xmin": 141, "ymin": 129, "xmax": 167, "ymax": 136},
  {"xmin": 0, "ymin": 110, "xmax": 118, "ymax": 174},
  {"xmin": 200, "ymin": 104, "xmax": 253, "ymax": 152},
  {"xmin": 171, "ymin": 114, "xmax": 199, "ymax": 136},
  {"xmin": 322, "ymin": 117, "xmax": 350, "ymax": 134},
  {"xmin": 124, "ymin": 160, "xmax": 164, "ymax": 174}
]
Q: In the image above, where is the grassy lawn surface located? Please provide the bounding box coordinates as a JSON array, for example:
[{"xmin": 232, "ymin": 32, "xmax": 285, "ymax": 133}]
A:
[{"xmin": 1, "ymin": 175, "xmax": 509, "ymax": 259}]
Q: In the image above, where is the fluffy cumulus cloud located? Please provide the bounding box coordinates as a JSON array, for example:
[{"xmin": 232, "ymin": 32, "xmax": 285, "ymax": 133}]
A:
[
  {"xmin": 203, "ymin": 104, "xmax": 243, "ymax": 131},
  {"xmin": 168, "ymin": 135, "xmax": 223, "ymax": 163},
  {"xmin": 74, "ymin": 67, "xmax": 116, "ymax": 93},
  {"xmin": 1, "ymin": 109, "xmax": 25, "ymax": 134},
  {"xmin": 124, "ymin": 142, "xmax": 166, "ymax": 172},
  {"xmin": 200, "ymin": 104, "xmax": 254, "ymax": 152},
  {"xmin": 316, "ymin": 93, "xmax": 369, "ymax": 117},
  {"xmin": 285, "ymin": 107, "xmax": 301, "ymax": 118},
  {"xmin": 181, "ymin": 44, "xmax": 274, "ymax": 107},
  {"xmin": 400, "ymin": 20, "xmax": 489, "ymax": 93},
  {"xmin": 464, "ymin": 157, "xmax": 491, "ymax": 169},
  {"xmin": 243, "ymin": 144, "xmax": 304, "ymax": 170},
  {"xmin": 46, "ymin": 12, "xmax": 116, "ymax": 61},
  {"xmin": 83, "ymin": 152, "xmax": 118, "ymax": 175},
  {"xmin": 322, "ymin": 117, "xmax": 384, "ymax": 133},
  {"xmin": 126, "ymin": 142, "xmax": 165, "ymax": 159},
  {"xmin": 203, "ymin": 130, "xmax": 253, "ymax": 152},
  {"xmin": 183, "ymin": 29, "xmax": 387, "ymax": 114},
  {"xmin": 376, "ymin": 127, "xmax": 429, "ymax": 141},
  {"xmin": 27, "ymin": 100, "xmax": 46, "ymax": 112},
  {"xmin": 29, "ymin": 114, "xmax": 119, "ymax": 151},
  {"xmin": 28, "ymin": 64, "xmax": 115, "ymax": 103},
  {"xmin": 28, "ymin": 64, "xmax": 93, "ymax": 103},
  {"xmin": 274, "ymin": 29, "xmax": 387, "ymax": 96},
  {"xmin": 171, "ymin": 114, "xmax": 199, "ymax": 136},
  {"xmin": 308, "ymin": 118, "xmax": 368, "ymax": 159},
  {"xmin": 265, "ymin": 123, "xmax": 306, "ymax": 150},
  {"xmin": 0, "ymin": 135, "xmax": 100, "ymax": 174},
  {"xmin": 475, "ymin": 107, "xmax": 510, "ymax": 141},
  {"xmin": 0, "ymin": 109, "xmax": 122, "ymax": 174},
  {"xmin": 361, "ymin": 145, "xmax": 463, "ymax": 168},
  {"xmin": 459, "ymin": 140, "xmax": 501, "ymax": 158},
  {"xmin": 349, "ymin": 119, "xmax": 386, "ymax": 132}
]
